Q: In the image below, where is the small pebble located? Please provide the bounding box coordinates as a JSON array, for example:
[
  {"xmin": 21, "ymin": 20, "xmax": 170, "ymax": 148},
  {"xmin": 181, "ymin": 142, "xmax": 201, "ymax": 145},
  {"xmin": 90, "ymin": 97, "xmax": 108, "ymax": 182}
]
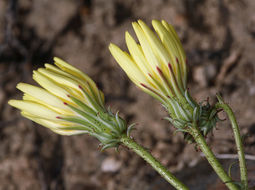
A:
[{"xmin": 101, "ymin": 157, "xmax": 121, "ymax": 172}]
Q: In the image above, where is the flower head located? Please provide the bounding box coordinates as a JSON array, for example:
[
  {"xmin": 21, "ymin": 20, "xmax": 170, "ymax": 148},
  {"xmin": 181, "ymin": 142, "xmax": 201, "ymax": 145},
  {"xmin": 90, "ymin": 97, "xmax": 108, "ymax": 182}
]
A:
[
  {"xmin": 9, "ymin": 57, "xmax": 128, "ymax": 150},
  {"xmin": 109, "ymin": 20, "xmax": 219, "ymax": 138},
  {"xmin": 109, "ymin": 20, "xmax": 195, "ymax": 125}
]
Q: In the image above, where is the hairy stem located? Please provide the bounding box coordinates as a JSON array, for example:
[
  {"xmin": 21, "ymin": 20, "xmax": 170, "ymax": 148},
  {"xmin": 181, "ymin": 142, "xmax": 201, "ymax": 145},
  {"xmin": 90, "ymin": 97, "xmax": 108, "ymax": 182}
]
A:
[
  {"xmin": 189, "ymin": 124, "xmax": 239, "ymax": 190},
  {"xmin": 215, "ymin": 95, "xmax": 248, "ymax": 190},
  {"xmin": 120, "ymin": 135, "xmax": 189, "ymax": 190}
]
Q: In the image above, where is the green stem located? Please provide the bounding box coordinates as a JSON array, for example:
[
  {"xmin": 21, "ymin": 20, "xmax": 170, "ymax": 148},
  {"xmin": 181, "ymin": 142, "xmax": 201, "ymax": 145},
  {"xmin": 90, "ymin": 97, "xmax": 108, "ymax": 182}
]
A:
[
  {"xmin": 189, "ymin": 124, "xmax": 239, "ymax": 190},
  {"xmin": 120, "ymin": 135, "xmax": 189, "ymax": 190},
  {"xmin": 215, "ymin": 96, "xmax": 248, "ymax": 190}
]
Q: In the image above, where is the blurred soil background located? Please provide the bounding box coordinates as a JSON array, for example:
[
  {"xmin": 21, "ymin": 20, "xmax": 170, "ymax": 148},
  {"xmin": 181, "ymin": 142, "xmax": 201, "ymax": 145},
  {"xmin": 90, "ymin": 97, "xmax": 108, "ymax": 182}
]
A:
[{"xmin": 0, "ymin": 0, "xmax": 255, "ymax": 189}]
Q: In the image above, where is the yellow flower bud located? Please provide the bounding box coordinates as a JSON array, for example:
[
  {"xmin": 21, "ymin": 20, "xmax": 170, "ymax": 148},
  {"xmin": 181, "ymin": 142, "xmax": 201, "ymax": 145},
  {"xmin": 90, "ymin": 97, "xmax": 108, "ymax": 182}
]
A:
[
  {"xmin": 9, "ymin": 58, "xmax": 128, "ymax": 150},
  {"xmin": 109, "ymin": 20, "xmax": 196, "ymax": 126},
  {"xmin": 109, "ymin": 20, "xmax": 220, "ymax": 139}
]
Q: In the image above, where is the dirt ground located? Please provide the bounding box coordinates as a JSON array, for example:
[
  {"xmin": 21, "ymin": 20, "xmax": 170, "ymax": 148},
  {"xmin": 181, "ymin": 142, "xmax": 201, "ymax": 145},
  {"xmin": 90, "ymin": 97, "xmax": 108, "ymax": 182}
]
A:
[{"xmin": 0, "ymin": 0, "xmax": 255, "ymax": 189}]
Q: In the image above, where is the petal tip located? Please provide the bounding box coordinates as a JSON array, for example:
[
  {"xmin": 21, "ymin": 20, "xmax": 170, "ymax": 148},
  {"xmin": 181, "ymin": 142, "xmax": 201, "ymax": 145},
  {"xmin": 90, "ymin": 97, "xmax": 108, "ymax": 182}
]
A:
[
  {"xmin": 53, "ymin": 57, "xmax": 61, "ymax": 62},
  {"xmin": 8, "ymin": 99, "xmax": 20, "ymax": 107}
]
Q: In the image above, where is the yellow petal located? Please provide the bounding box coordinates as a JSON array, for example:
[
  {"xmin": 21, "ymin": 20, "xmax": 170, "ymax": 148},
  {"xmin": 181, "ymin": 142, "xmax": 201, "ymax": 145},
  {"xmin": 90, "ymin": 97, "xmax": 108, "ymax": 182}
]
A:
[
  {"xmin": 138, "ymin": 20, "xmax": 182, "ymax": 94},
  {"xmin": 38, "ymin": 68, "xmax": 104, "ymax": 111},
  {"xmin": 22, "ymin": 93, "xmax": 74, "ymax": 116},
  {"xmin": 132, "ymin": 22, "xmax": 176, "ymax": 96},
  {"xmin": 109, "ymin": 43, "xmax": 148, "ymax": 86},
  {"xmin": 138, "ymin": 20, "xmax": 172, "ymax": 70},
  {"xmin": 125, "ymin": 32, "xmax": 170, "ymax": 93},
  {"xmin": 125, "ymin": 32, "xmax": 152, "ymax": 77},
  {"xmin": 53, "ymin": 57, "xmax": 89, "ymax": 81},
  {"xmin": 45, "ymin": 63, "xmax": 104, "ymax": 107},
  {"xmin": 37, "ymin": 68, "xmax": 83, "ymax": 98},
  {"xmin": 161, "ymin": 20, "xmax": 187, "ymax": 87},
  {"xmin": 8, "ymin": 100, "xmax": 60, "ymax": 120},
  {"xmin": 152, "ymin": 20, "xmax": 180, "ymax": 65},
  {"xmin": 161, "ymin": 20, "xmax": 185, "ymax": 54},
  {"xmin": 153, "ymin": 21, "xmax": 181, "ymax": 55},
  {"xmin": 51, "ymin": 129, "xmax": 85, "ymax": 135},
  {"xmin": 132, "ymin": 22, "xmax": 160, "ymax": 72},
  {"xmin": 21, "ymin": 111, "xmax": 81, "ymax": 135},
  {"xmin": 21, "ymin": 111, "xmax": 64, "ymax": 129},
  {"xmin": 45, "ymin": 63, "xmax": 89, "ymax": 91},
  {"xmin": 44, "ymin": 63, "xmax": 70, "ymax": 77},
  {"xmin": 17, "ymin": 83, "xmax": 68, "ymax": 111},
  {"xmin": 53, "ymin": 57, "xmax": 104, "ymax": 105},
  {"xmin": 152, "ymin": 20, "xmax": 185, "ymax": 91},
  {"xmin": 33, "ymin": 71, "xmax": 73, "ymax": 104}
]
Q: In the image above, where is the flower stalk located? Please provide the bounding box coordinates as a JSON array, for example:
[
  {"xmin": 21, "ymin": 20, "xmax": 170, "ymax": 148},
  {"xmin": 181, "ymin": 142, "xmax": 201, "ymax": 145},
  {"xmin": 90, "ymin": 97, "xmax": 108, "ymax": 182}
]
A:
[
  {"xmin": 188, "ymin": 123, "xmax": 239, "ymax": 190},
  {"xmin": 215, "ymin": 94, "xmax": 248, "ymax": 190},
  {"xmin": 120, "ymin": 135, "xmax": 189, "ymax": 190}
]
